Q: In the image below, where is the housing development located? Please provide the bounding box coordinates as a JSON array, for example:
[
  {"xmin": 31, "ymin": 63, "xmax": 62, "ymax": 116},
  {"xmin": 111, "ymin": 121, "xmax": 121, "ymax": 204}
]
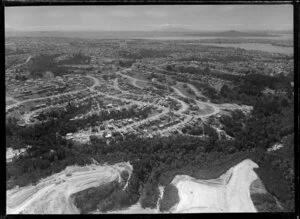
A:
[{"xmin": 5, "ymin": 5, "xmax": 294, "ymax": 215}]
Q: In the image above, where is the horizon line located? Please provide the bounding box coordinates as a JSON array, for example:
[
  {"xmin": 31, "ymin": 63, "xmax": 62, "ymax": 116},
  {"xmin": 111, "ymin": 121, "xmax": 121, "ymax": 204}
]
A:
[{"xmin": 5, "ymin": 29, "xmax": 293, "ymax": 32}]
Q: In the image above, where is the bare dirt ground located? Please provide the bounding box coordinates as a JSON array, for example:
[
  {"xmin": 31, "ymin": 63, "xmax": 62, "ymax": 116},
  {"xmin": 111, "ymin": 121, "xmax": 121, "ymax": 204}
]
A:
[
  {"xmin": 7, "ymin": 162, "xmax": 132, "ymax": 214},
  {"xmin": 6, "ymin": 147, "xmax": 28, "ymax": 163},
  {"xmin": 7, "ymin": 159, "xmax": 262, "ymax": 214},
  {"xmin": 216, "ymin": 103, "xmax": 253, "ymax": 115},
  {"xmin": 169, "ymin": 159, "xmax": 259, "ymax": 213},
  {"xmin": 96, "ymin": 159, "xmax": 261, "ymax": 214}
]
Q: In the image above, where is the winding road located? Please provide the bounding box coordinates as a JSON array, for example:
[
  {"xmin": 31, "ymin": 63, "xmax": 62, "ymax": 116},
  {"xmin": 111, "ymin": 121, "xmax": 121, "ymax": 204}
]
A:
[
  {"xmin": 116, "ymin": 68, "xmax": 219, "ymax": 118},
  {"xmin": 103, "ymin": 69, "xmax": 221, "ymax": 136},
  {"xmin": 83, "ymin": 72, "xmax": 217, "ymax": 138},
  {"xmin": 116, "ymin": 71, "xmax": 144, "ymax": 90},
  {"xmin": 6, "ymin": 88, "xmax": 88, "ymax": 111},
  {"xmin": 9, "ymin": 65, "xmax": 220, "ymax": 137},
  {"xmin": 71, "ymin": 75, "xmax": 170, "ymax": 139}
]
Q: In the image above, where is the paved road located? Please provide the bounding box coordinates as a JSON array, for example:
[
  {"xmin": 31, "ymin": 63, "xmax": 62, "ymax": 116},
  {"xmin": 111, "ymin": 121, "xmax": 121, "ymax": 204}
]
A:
[
  {"xmin": 110, "ymin": 69, "xmax": 221, "ymax": 135},
  {"xmin": 75, "ymin": 75, "xmax": 170, "ymax": 138},
  {"xmin": 7, "ymin": 74, "xmax": 96, "ymax": 112},
  {"xmin": 7, "ymin": 55, "xmax": 32, "ymax": 72},
  {"xmin": 171, "ymin": 86, "xmax": 188, "ymax": 99},
  {"xmin": 6, "ymin": 88, "xmax": 88, "ymax": 111},
  {"xmin": 113, "ymin": 78, "xmax": 124, "ymax": 93},
  {"xmin": 22, "ymin": 94, "xmax": 95, "ymax": 124},
  {"xmin": 152, "ymin": 66, "xmax": 220, "ymax": 117},
  {"xmin": 116, "ymin": 71, "xmax": 144, "ymax": 90},
  {"xmin": 168, "ymin": 96, "xmax": 189, "ymax": 114},
  {"xmin": 187, "ymin": 83, "xmax": 205, "ymax": 98},
  {"xmin": 6, "ymin": 96, "xmax": 20, "ymax": 105},
  {"xmin": 7, "ymin": 66, "xmax": 94, "ymax": 111},
  {"xmin": 13, "ymin": 66, "xmax": 220, "ymax": 138},
  {"xmin": 87, "ymin": 75, "xmax": 192, "ymax": 134},
  {"xmin": 117, "ymin": 70, "xmax": 218, "ymax": 132}
]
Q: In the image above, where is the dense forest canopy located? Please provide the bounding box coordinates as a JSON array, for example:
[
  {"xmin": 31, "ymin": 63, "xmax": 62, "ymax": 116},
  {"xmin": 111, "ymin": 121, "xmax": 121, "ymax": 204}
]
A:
[{"xmin": 23, "ymin": 53, "xmax": 91, "ymax": 79}]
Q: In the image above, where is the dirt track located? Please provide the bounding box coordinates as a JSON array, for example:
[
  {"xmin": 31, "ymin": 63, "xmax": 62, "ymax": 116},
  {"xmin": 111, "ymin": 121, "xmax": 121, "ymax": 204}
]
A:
[{"xmin": 7, "ymin": 162, "xmax": 132, "ymax": 214}]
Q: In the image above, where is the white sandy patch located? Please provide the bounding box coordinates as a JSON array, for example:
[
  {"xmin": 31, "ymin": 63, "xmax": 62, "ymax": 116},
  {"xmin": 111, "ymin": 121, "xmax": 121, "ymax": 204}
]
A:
[
  {"xmin": 170, "ymin": 159, "xmax": 259, "ymax": 213},
  {"xmin": 7, "ymin": 162, "xmax": 132, "ymax": 214},
  {"xmin": 217, "ymin": 103, "xmax": 253, "ymax": 115},
  {"xmin": 6, "ymin": 147, "xmax": 29, "ymax": 163},
  {"xmin": 123, "ymin": 163, "xmax": 133, "ymax": 191},
  {"xmin": 157, "ymin": 185, "xmax": 165, "ymax": 210},
  {"xmin": 103, "ymin": 202, "xmax": 159, "ymax": 214},
  {"xmin": 267, "ymin": 143, "xmax": 283, "ymax": 152},
  {"xmin": 7, "ymin": 159, "xmax": 261, "ymax": 214}
]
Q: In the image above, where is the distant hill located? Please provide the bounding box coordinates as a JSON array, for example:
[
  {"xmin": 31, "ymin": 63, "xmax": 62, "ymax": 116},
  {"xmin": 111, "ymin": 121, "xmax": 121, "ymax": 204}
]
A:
[
  {"xmin": 157, "ymin": 26, "xmax": 191, "ymax": 32},
  {"xmin": 268, "ymin": 30, "xmax": 293, "ymax": 34},
  {"xmin": 5, "ymin": 27, "xmax": 19, "ymax": 32},
  {"xmin": 5, "ymin": 30, "xmax": 281, "ymax": 39},
  {"xmin": 187, "ymin": 30, "xmax": 278, "ymax": 37}
]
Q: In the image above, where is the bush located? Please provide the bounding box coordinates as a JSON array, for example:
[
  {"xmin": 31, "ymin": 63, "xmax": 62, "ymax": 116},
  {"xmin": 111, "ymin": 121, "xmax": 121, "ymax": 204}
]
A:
[
  {"xmin": 159, "ymin": 184, "xmax": 179, "ymax": 212},
  {"xmin": 140, "ymin": 182, "xmax": 160, "ymax": 209},
  {"xmin": 120, "ymin": 171, "xmax": 129, "ymax": 182},
  {"xmin": 72, "ymin": 179, "xmax": 119, "ymax": 213},
  {"xmin": 253, "ymin": 161, "xmax": 291, "ymax": 202},
  {"xmin": 251, "ymin": 193, "xmax": 282, "ymax": 212}
]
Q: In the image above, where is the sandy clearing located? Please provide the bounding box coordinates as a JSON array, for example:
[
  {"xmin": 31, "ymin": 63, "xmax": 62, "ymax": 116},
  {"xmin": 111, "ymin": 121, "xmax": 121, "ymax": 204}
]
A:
[
  {"xmin": 7, "ymin": 162, "xmax": 132, "ymax": 214},
  {"xmin": 7, "ymin": 159, "xmax": 261, "ymax": 214},
  {"xmin": 93, "ymin": 159, "xmax": 260, "ymax": 214},
  {"xmin": 6, "ymin": 147, "xmax": 29, "ymax": 163},
  {"xmin": 98, "ymin": 202, "xmax": 158, "ymax": 214},
  {"xmin": 170, "ymin": 159, "xmax": 259, "ymax": 213},
  {"xmin": 217, "ymin": 103, "xmax": 253, "ymax": 114}
]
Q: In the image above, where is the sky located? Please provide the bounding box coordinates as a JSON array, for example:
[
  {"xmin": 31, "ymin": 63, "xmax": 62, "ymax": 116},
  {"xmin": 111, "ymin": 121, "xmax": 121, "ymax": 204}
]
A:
[{"xmin": 5, "ymin": 5, "xmax": 293, "ymax": 31}]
